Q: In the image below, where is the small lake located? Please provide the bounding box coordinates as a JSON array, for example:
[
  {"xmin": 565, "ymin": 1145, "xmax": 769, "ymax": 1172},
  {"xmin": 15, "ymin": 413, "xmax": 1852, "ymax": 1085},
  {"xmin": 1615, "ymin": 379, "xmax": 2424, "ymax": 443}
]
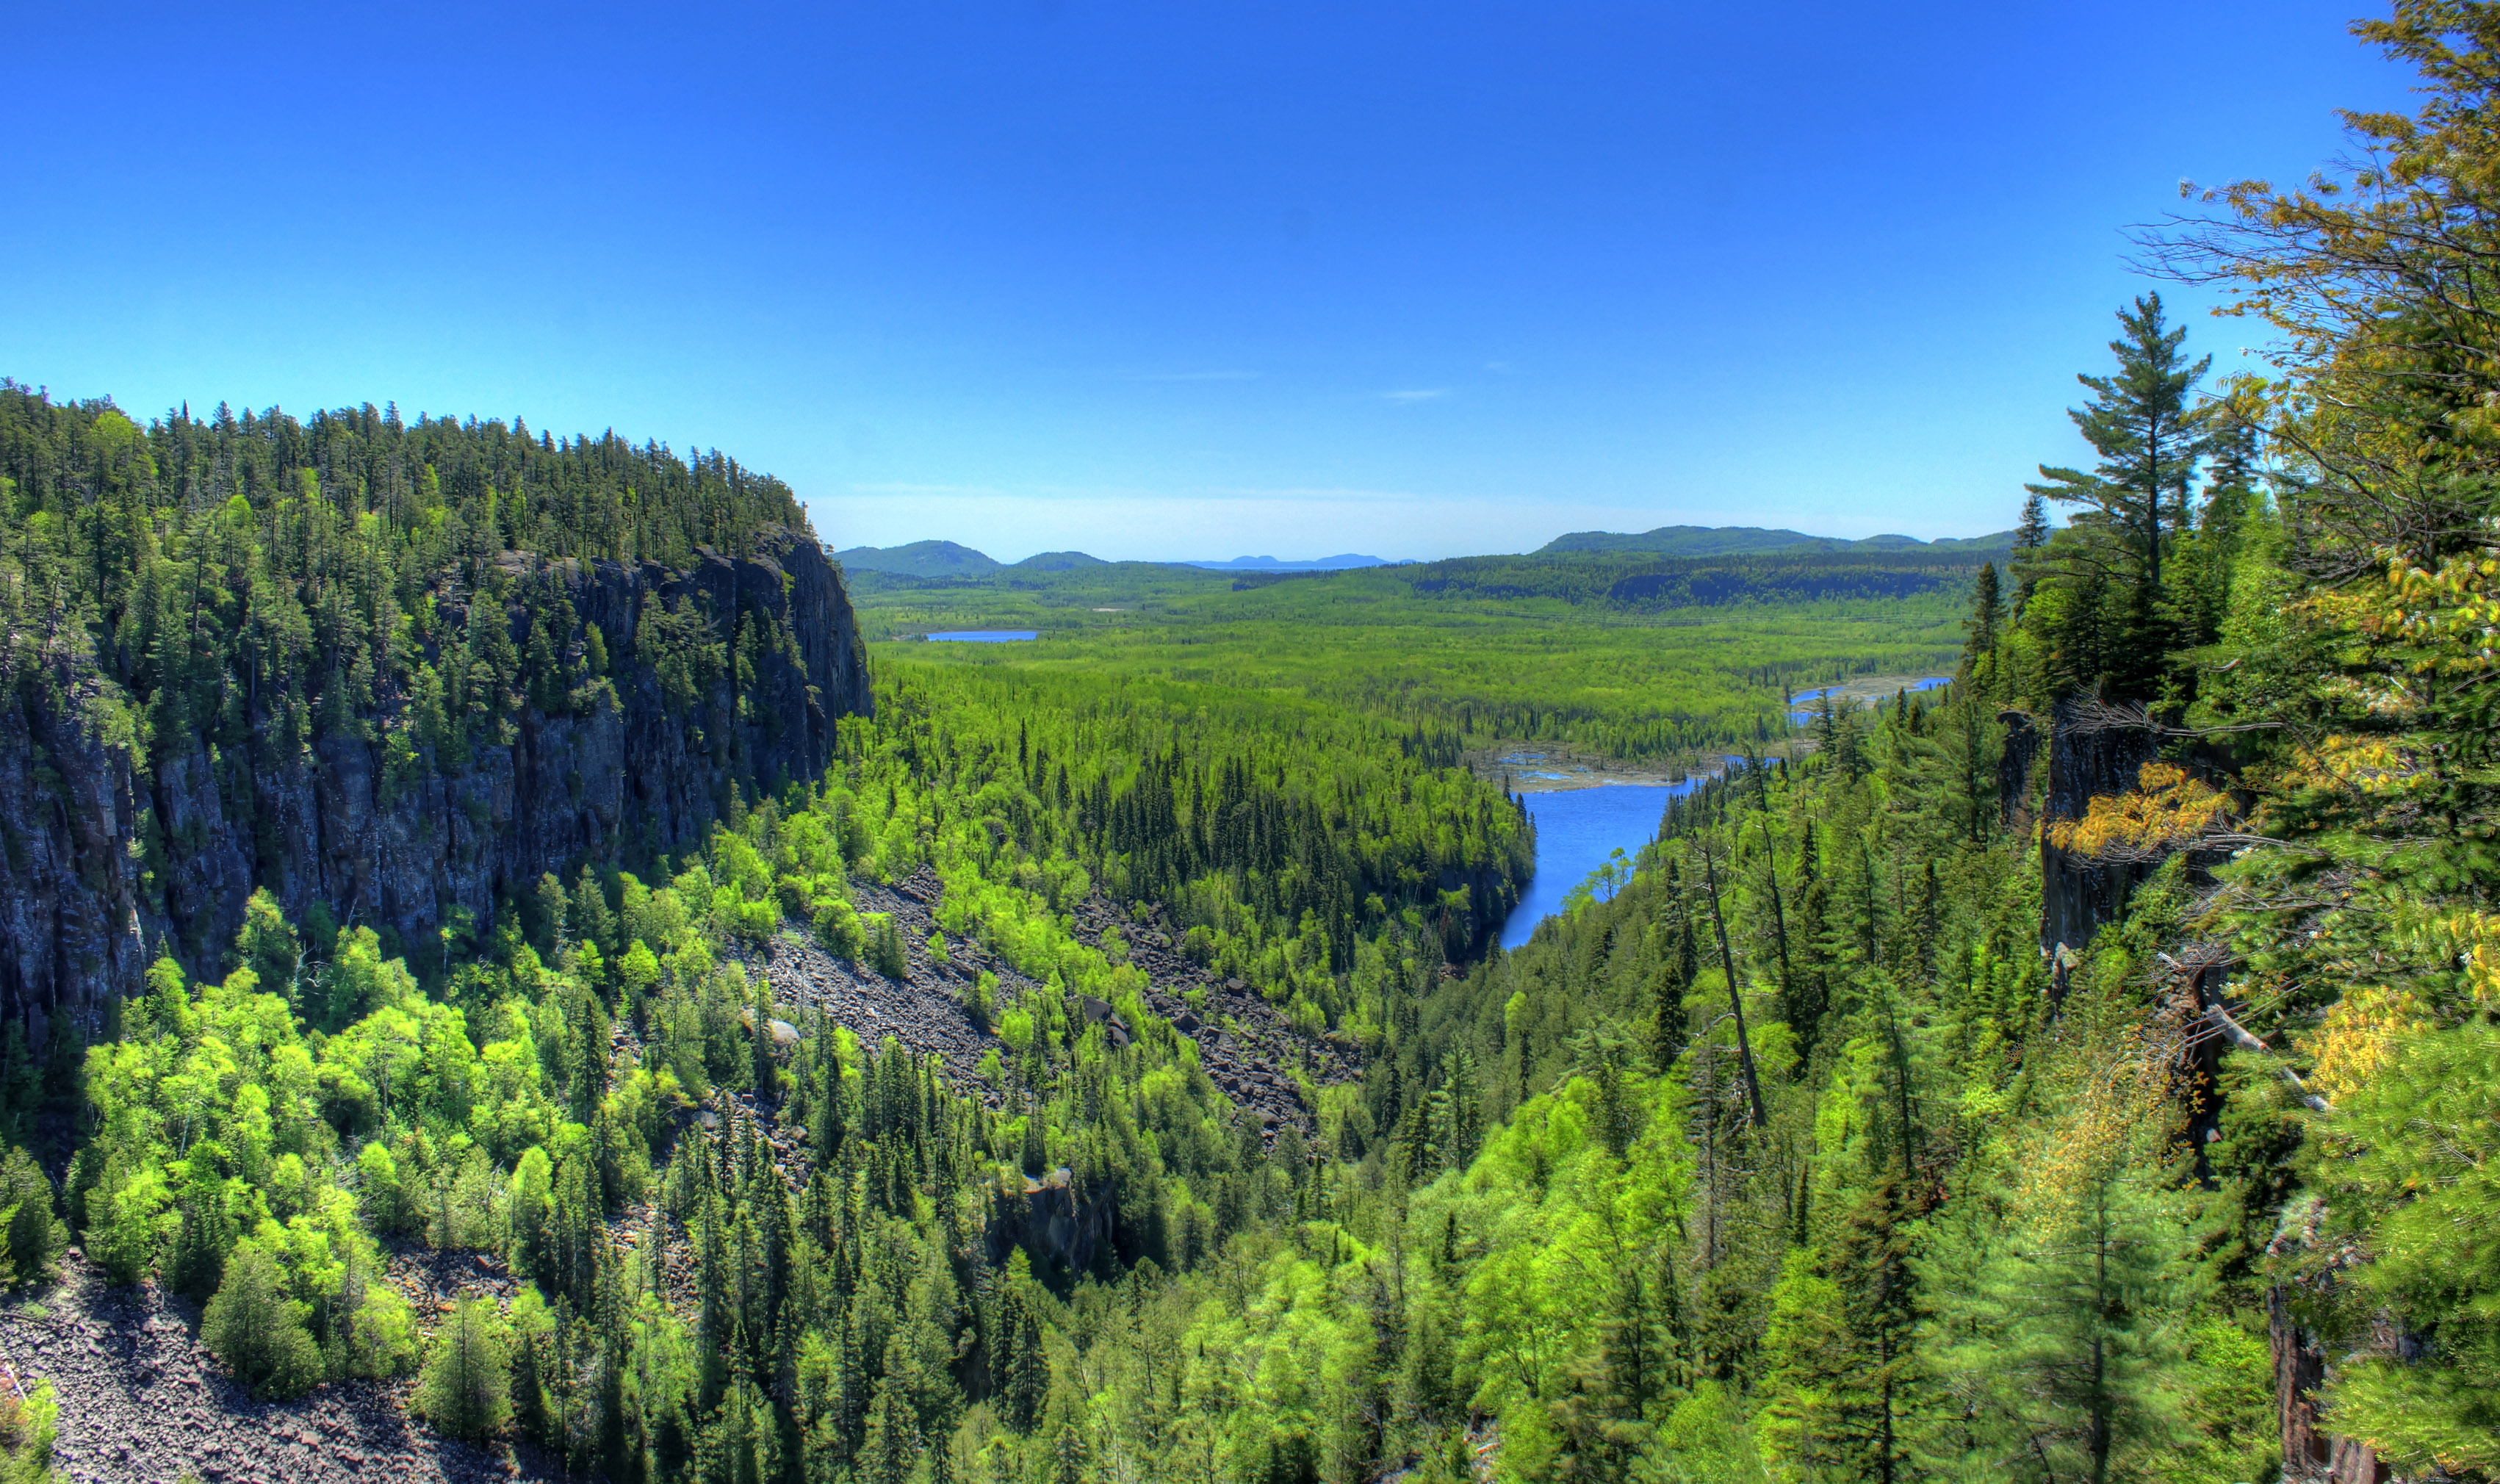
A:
[
  {"xmin": 926, "ymin": 630, "xmax": 1038, "ymax": 643},
  {"xmin": 1500, "ymin": 780, "xmax": 1704, "ymax": 949}
]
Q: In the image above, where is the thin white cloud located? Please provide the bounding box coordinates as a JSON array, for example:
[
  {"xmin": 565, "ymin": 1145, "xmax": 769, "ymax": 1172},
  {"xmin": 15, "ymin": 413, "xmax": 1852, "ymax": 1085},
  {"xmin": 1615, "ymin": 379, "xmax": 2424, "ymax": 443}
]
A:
[{"xmin": 1383, "ymin": 388, "xmax": 1449, "ymax": 403}]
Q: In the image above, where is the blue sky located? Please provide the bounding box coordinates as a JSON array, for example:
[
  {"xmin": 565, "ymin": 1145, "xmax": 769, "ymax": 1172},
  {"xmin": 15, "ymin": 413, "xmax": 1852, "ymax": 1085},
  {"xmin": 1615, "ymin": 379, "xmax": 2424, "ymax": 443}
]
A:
[{"xmin": 4, "ymin": 2, "xmax": 2407, "ymax": 561}]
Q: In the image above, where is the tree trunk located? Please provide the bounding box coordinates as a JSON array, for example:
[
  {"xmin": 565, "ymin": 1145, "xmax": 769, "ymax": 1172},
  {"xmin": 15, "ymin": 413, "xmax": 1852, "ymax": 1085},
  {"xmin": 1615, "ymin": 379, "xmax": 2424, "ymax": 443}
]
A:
[
  {"xmin": 2272, "ymin": 1284, "xmax": 2330, "ymax": 1480},
  {"xmin": 1699, "ymin": 846, "xmax": 1768, "ymax": 1128}
]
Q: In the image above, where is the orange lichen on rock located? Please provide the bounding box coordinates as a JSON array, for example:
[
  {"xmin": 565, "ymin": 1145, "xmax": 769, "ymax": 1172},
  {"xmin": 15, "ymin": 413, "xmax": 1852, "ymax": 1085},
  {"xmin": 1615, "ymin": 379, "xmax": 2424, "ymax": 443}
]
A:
[{"xmin": 2045, "ymin": 762, "xmax": 2230, "ymax": 862}]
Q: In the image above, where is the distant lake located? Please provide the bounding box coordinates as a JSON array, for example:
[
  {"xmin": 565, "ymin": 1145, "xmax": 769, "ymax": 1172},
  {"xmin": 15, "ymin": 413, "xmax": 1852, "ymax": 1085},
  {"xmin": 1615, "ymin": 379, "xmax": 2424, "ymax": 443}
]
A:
[
  {"xmin": 1501, "ymin": 780, "xmax": 1703, "ymax": 949},
  {"xmin": 926, "ymin": 630, "xmax": 1038, "ymax": 643}
]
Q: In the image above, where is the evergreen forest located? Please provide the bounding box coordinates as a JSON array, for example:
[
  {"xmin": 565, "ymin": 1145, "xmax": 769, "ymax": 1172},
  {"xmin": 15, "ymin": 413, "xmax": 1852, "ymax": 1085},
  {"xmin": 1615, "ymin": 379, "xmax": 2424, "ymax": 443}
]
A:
[{"xmin": 4, "ymin": 6, "xmax": 2500, "ymax": 1484}]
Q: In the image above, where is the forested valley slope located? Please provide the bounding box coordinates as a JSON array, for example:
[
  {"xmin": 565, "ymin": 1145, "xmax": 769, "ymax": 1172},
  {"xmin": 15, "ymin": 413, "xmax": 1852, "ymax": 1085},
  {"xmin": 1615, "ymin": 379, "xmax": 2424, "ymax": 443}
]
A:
[{"xmin": 6, "ymin": 9, "xmax": 2500, "ymax": 1484}]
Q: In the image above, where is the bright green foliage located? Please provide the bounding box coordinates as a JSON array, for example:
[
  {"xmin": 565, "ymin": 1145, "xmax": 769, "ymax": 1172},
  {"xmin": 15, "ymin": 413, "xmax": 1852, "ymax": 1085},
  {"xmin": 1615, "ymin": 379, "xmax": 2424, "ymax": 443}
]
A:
[
  {"xmin": 833, "ymin": 662, "xmax": 1532, "ymax": 1020},
  {"xmin": 235, "ymin": 890, "xmax": 300, "ymax": 1004},
  {"xmin": 0, "ymin": 390, "xmax": 805, "ymax": 802},
  {"xmin": 865, "ymin": 913, "xmax": 909, "ymax": 980},
  {"xmin": 27, "ymin": 453, "xmax": 2338, "ymax": 1484},
  {"xmin": 1925, "ymin": 1164, "xmax": 2187, "ymax": 1483},
  {"xmin": 0, "ymin": 1380, "xmax": 57, "ymax": 1484},
  {"xmin": 162, "ymin": 1161, "xmax": 235, "ymax": 1301},
  {"xmin": 55, "ymin": 24, "xmax": 2500, "ymax": 1469}
]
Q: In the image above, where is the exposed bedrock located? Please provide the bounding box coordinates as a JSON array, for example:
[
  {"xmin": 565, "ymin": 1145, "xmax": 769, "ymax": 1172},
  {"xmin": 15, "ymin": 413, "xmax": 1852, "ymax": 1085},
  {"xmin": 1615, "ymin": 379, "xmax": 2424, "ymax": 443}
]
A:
[{"xmin": 0, "ymin": 525, "xmax": 873, "ymax": 1046}]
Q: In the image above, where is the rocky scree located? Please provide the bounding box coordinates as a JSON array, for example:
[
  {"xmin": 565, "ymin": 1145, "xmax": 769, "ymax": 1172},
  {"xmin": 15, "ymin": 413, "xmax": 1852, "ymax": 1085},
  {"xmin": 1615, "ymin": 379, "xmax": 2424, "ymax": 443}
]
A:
[
  {"xmin": 736, "ymin": 867, "xmax": 1358, "ymax": 1137},
  {"xmin": 1, "ymin": 1251, "xmax": 566, "ymax": 1484}
]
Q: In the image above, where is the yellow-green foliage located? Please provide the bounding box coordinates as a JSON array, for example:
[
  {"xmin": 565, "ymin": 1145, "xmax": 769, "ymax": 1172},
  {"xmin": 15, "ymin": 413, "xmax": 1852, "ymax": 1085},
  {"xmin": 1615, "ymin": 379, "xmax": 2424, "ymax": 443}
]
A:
[
  {"xmin": 1426, "ymin": 1067, "xmax": 1690, "ymax": 1480},
  {"xmin": 70, "ymin": 904, "xmax": 674, "ymax": 1397},
  {"xmin": 0, "ymin": 1380, "xmax": 56, "ymax": 1484}
]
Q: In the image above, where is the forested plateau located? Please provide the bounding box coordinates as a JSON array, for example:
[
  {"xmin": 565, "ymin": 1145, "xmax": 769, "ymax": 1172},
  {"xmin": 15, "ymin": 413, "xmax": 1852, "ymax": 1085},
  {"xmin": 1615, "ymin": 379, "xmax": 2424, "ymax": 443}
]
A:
[
  {"xmin": 7, "ymin": 6, "xmax": 2500, "ymax": 1484},
  {"xmin": 0, "ymin": 391, "xmax": 873, "ymax": 1042}
]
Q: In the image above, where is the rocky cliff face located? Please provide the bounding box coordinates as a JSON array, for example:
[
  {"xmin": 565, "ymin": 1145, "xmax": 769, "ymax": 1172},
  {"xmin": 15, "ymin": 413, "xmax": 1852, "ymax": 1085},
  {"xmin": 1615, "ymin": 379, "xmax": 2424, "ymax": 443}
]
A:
[
  {"xmin": 2026, "ymin": 694, "xmax": 2243, "ymax": 957},
  {"xmin": 0, "ymin": 525, "xmax": 871, "ymax": 1046},
  {"xmin": 2035, "ymin": 694, "xmax": 2166, "ymax": 954}
]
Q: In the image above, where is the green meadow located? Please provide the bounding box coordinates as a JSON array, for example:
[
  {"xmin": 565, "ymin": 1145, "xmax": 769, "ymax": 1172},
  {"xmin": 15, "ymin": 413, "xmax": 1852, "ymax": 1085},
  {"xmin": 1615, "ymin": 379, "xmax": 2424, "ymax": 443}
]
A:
[{"xmin": 848, "ymin": 551, "xmax": 1983, "ymax": 759}]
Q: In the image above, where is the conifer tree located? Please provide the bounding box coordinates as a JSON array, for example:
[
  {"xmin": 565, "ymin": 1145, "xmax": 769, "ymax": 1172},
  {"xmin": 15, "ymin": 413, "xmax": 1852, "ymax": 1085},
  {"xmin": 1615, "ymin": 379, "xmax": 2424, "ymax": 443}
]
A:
[
  {"xmin": 236, "ymin": 887, "xmax": 302, "ymax": 1001},
  {"xmin": 1930, "ymin": 1165, "xmax": 2182, "ymax": 1483},
  {"xmin": 0, "ymin": 1147, "xmax": 63, "ymax": 1286},
  {"xmin": 2011, "ymin": 491, "xmax": 2051, "ymax": 617},
  {"xmin": 1961, "ymin": 562, "xmax": 2004, "ymax": 677},
  {"xmin": 551, "ymin": 1153, "xmax": 603, "ymax": 1304},
  {"xmin": 417, "ymin": 1298, "xmax": 514, "ymax": 1441},
  {"xmin": 1697, "ymin": 846, "xmax": 1768, "ymax": 1128},
  {"xmin": 536, "ymin": 871, "xmax": 572, "ymax": 956},
  {"xmin": 574, "ymin": 865, "xmax": 618, "ymax": 959},
  {"xmin": 750, "ymin": 977, "xmax": 779, "ymax": 1107},
  {"xmin": 2025, "ymin": 294, "xmax": 2209, "ymax": 688},
  {"xmin": 862, "ymin": 1378, "xmax": 918, "ymax": 1484},
  {"xmin": 2297, "ymin": 1020, "xmax": 2500, "ymax": 1475},
  {"xmin": 510, "ymin": 1146, "xmax": 556, "ymax": 1279},
  {"xmin": 163, "ymin": 1166, "xmax": 234, "ymax": 1300},
  {"xmin": 201, "ymin": 1239, "xmax": 325, "ymax": 1400},
  {"xmin": 996, "ymin": 1252, "xmax": 1048, "ymax": 1432},
  {"xmin": 1444, "ymin": 1045, "xmax": 1483, "ymax": 1170},
  {"xmin": 1829, "ymin": 1175, "xmax": 1921, "ymax": 1484}
]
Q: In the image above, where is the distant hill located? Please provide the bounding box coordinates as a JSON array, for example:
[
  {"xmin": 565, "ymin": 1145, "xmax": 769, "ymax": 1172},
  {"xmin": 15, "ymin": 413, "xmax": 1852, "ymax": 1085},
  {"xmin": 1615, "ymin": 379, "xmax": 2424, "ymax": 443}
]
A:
[
  {"xmin": 1537, "ymin": 525, "xmax": 2018, "ymax": 558},
  {"xmin": 1010, "ymin": 550, "xmax": 1109, "ymax": 572},
  {"xmin": 1179, "ymin": 553, "xmax": 1397, "ymax": 572},
  {"xmin": 1911, "ymin": 530, "xmax": 2025, "ymax": 555},
  {"xmin": 834, "ymin": 539, "xmax": 1000, "ymax": 577}
]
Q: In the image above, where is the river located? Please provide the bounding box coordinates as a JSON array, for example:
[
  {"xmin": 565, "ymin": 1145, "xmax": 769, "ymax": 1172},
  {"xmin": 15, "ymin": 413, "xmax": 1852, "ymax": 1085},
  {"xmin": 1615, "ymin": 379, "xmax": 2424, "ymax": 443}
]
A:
[
  {"xmin": 1788, "ymin": 674, "xmax": 1949, "ymax": 724},
  {"xmin": 1499, "ymin": 779, "xmax": 1707, "ymax": 948}
]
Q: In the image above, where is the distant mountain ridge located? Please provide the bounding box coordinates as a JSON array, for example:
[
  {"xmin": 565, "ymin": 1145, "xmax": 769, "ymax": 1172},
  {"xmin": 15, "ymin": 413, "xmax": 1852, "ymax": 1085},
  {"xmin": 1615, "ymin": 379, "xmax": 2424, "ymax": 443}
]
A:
[
  {"xmin": 834, "ymin": 543, "xmax": 1120, "ymax": 577},
  {"xmin": 1180, "ymin": 553, "xmax": 1396, "ymax": 572},
  {"xmin": 1015, "ymin": 550, "xmax": 1110, "ymax": 572},
  {"xmin": 1537, "ymin": 525, "xmax": 2019, "ymax": 558},
  {"xmin": 834, "ymin": 539, "xmax": 1001, "ymax": 577},
  {"xmin": 836, "ymin": 541, "xmax": 1400, "ymax": 574},
  {"xmin": 837, "ymin": 527, "xmax": 2011, "ymax": 576}
]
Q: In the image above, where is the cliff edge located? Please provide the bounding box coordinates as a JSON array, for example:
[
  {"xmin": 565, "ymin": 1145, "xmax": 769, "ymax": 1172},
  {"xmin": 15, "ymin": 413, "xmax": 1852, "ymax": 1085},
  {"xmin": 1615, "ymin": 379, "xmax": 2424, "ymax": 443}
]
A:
[{"xmin": 0, "ymin": 524, "xmax": 871, "ymax": 1045}]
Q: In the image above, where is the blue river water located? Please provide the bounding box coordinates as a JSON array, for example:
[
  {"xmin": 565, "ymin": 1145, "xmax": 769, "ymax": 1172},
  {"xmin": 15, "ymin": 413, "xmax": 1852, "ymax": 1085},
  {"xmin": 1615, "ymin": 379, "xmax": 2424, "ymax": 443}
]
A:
[
  {"xmin": 927, "ymin": 630, "xmax": 1039, "ymax": 642},
  {"xmin": 1500, "ymin": 780, "xmax": 1705, "ymax": 949},
  {"xmin": 1788, "ymin": 674, "xmax": 1950, "ymax": 724}
]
